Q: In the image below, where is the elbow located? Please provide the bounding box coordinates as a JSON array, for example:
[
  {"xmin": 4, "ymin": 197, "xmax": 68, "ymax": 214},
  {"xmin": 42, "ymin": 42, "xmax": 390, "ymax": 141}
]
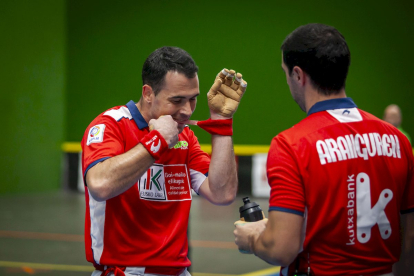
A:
[
  {"xmin": 211, "ymin": 188, "xmax": 237, "ymax": 206},
  {"xmin": 264, "ymin": 249, "xmax": 298, "ymax": 267},
  {"xmin": 213, "ymin": 195, "xmax": 236, "ymax": 206},
  {"xmin": 221, "ymin": 192, "xmax": 237, "ymax": 205},
  {"xmin": 259, "ymin": 238, "xmax": 300, "ymax": 267},
  {"xmin": 277, "ymin": 253, "xmax": 298, "ymax": 268},
  {"xmin": 276, "ymin": 241, "xmax": 300, "ymax": 266},
  {"xmin": 86, "ymin": 177, "xmax": 111, "ymax": 202}
]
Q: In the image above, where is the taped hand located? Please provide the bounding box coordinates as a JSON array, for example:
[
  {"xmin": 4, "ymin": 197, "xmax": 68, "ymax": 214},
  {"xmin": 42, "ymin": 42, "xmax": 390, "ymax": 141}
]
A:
[{"xmin": 207, "ymin": 69, "xmax": 247, "ymax": 118}]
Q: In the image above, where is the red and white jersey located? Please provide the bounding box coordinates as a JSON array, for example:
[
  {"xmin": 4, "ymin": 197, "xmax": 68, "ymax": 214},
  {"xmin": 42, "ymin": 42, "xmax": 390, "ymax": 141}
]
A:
[
  {"xmin": 267, "ymin": 98, "xmax": 414, "ymax": 275},
  {"xmin": 81, "ymin": 101, "xmax": 210, "ymax": 272}
]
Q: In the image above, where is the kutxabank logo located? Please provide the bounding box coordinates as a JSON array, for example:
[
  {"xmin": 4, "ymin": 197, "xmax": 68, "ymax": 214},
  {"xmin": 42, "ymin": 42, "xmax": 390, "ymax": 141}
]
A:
[
  {"xmin": 138, "ymin": 164, "xmax": 166, "ymax": 200},
  {"xmin": 346, "ymin": 172, "xmax": 393, "ymax": 246}
]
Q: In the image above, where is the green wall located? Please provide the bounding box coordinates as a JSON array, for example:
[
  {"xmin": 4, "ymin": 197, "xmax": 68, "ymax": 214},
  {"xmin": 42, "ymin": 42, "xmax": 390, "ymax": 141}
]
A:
[
  {"xmin": 67, "ymin": 0, "xmax": 414, "ymax": 145},
  {"xmin": 1, "ymin": 0, "xmax": 413, "ymax": 194},
  {"xmin": 0, "ymin": 1, "xmax": 66, "ymax": 193}
]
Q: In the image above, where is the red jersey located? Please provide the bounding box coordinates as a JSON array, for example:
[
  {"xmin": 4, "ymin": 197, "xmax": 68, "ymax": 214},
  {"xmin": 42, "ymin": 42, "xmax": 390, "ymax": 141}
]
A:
[
  {"xmin": 81, "ymin": 101, "xmax": 210, "ymax": 272},
  {"xmin": 267, "ymin": 98, "xmax": 414, "ymax": 275}
]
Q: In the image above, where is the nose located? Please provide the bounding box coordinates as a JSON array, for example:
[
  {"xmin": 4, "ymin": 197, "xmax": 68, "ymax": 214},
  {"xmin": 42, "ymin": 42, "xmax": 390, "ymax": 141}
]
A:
[{"xmin": 180, "ymin": 101, "xmax": 193, "ymax": 118}]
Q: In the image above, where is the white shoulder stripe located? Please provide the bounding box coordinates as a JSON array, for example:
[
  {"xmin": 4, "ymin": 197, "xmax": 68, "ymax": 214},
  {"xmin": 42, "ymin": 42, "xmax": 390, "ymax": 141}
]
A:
[
  {"xmin": 104, "ymin": 106, "xmax": 132, "ymax": 121},
  {"xmin": 327, "ymin": 108, "xmax": 362, "ymax": 123}
]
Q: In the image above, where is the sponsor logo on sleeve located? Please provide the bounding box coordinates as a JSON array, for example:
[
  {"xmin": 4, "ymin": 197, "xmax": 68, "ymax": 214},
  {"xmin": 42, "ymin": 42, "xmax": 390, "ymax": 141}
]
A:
[{"xmin": 87, "ymin": 124, "xmax": 106, "ymax": 146}]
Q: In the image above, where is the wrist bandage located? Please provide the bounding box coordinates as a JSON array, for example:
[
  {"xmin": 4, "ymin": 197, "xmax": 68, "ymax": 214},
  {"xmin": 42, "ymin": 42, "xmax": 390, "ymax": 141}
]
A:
[
  {"xmin": 140, "ymin": 130, "xmax": 169, "ymax": 160},
  {"xmin": 196, "ymin": 118, "xmax": 233, "ymax": 136}
]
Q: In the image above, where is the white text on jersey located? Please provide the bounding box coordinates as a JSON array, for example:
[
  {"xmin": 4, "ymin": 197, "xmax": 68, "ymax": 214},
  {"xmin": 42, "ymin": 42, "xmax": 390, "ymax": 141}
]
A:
[{"xmin": 316, "ymin": 133, "xmax": 401, "ymax": 165}]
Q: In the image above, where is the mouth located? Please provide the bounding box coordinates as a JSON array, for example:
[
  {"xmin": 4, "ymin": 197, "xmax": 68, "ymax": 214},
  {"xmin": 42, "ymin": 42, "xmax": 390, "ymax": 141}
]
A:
[{"xmin": 174, "ymin": 119, "xmax": 189, "ymax": 125}]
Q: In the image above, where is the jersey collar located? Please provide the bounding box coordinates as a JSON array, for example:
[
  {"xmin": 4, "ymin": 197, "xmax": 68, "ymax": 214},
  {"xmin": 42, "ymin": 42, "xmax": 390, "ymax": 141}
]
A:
[
  {"xmin": 126, "ymin": 100, "xmax": 148, "ymax": 129},
  {"xmin": 307, "ymin": 97, "xmax": 357, "ymax": 116}
]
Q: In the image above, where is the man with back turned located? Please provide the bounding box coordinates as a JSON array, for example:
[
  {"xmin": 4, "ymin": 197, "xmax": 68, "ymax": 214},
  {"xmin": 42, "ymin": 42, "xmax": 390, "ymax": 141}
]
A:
[{"xmin": 234, "ymin": 23, "xmax": 414, "ymax": 276}]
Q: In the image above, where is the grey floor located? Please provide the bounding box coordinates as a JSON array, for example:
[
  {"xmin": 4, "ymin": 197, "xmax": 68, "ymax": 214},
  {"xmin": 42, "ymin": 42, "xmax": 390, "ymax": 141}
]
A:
[{"xmin": 0, "ymin": 191, "xmax": 279, "ymax": 276}]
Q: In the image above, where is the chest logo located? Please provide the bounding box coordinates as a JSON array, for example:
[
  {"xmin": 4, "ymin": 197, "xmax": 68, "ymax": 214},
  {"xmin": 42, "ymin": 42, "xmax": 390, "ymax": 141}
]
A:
[
  {"xmin": 173, "ymin": 141, "xmax": 189, "ymax": 150},
  {"xmin": 138, "ymin": 164, "xmax": 192, "ymax": 201}
]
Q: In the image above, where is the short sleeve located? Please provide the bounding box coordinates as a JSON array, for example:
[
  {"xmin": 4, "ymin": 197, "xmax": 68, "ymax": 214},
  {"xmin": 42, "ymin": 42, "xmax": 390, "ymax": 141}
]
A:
[
  {"xmin": 267, "ymin": 135, "xmax": 305, "ymax": 216},
  {"xmin": 81, "ymin": 116, "xmax": 125, "ymax": 183},
  {"xmin": 186, "ymin": 129, "xmax": 210, "ymax": 193}
]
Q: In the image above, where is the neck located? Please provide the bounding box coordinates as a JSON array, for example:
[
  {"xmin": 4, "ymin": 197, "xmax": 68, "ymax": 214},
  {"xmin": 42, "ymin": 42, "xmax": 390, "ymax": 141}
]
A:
[
  {"xmin": 136, "ymin": 99, "xmax": 150, "ymax": 123},
  {"xmin": 305, "ymin": 88, "xmax": 347, "ymax": 113}
]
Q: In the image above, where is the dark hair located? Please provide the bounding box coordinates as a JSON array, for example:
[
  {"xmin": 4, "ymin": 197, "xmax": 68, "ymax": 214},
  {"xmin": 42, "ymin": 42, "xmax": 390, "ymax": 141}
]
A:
[
  {"xmin": 281, "ymin": 23, "xmax": 350, "ymax": 95},
  {"xmin": 142, "ymin": 46, "xmax": 199, "ymax": 94}
]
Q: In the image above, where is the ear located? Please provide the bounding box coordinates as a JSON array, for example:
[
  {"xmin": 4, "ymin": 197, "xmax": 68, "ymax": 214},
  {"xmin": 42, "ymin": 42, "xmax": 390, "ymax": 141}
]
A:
[
  {"xmin": 142, "ymin": 84, "xmax": 154, "ymax": 104},
  {"xmin": 292, "ymin": 66, "xmax": 306, "ymax": 87}
]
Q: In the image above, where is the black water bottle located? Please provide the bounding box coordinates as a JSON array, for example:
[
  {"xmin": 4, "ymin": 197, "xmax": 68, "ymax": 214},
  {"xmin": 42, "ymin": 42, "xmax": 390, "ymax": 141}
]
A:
[{"xmin": 239, "ymin": 197, "xmax": 264, "ymax": 222}]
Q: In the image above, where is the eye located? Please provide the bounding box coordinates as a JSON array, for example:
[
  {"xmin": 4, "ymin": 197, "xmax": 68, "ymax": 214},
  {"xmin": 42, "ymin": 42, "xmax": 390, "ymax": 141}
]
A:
[
  {"xmin": 171, "ymin": 99, "xmax": 183, "ymax": 104},
  {"xmin": 190, "ymin": 97, "xmax": 197, "ymax": 102}
]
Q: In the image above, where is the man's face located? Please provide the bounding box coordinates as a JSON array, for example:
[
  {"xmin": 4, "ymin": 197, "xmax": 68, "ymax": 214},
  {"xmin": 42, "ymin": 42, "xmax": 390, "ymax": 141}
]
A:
[
  {"xmin": 282, "ymin": 60, "xmax": 306, "ymax": 112},
  {"xmin": 150, "ymin": 71, "xmax": 199, "ymax": 133},
  {"xmin": 383, "ymin": 106, "xmax": 402, "ymax": 128}
]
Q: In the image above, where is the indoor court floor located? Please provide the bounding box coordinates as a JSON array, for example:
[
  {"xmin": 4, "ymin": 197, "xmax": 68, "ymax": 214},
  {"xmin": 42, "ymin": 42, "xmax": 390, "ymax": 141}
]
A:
[{"xmin": 0, "ymin": 191, "xmax": 280, "ymax": 276}]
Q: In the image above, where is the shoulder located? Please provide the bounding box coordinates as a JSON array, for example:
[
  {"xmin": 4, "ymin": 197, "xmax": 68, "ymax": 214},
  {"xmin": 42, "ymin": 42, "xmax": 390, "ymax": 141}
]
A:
[
  {"xmin": 86, "ymin": 105, "xmax": 127, "ymax": 125},
  {"xmin": 359, "ymin": 108, "xmax": 411, "ymax": 141},
  {"xmin": 102, "ymin": 105, "xmax": 132, "ymax": 122},
  {"xmin": 82, "ymin": 105, "xmax": 128, "ymax": 141},
  {"xmin": 273, "ymin": 113, "xmax": 329, "ymax": 146}
]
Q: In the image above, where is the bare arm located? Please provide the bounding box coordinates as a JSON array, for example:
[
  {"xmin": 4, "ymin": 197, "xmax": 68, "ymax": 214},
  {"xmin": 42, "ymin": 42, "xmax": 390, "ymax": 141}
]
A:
[
  {"xmin": 393, "ymin": 212, "xmax": 414, "ymax": 276},
  {"xmin": 197, "ymin": 69, "xmax": 247, "ymax": 205},
  {"xmin": 86, "ymin": 144, "xmax": 154, "ymax": 201},
  {"xmin": 198, "ymin": 133, "xmax": 237, "ymax": 205},
  {"xmin": 86, "ymin": 115, "xmax": 179, "ymax": 201},
  {"xmin": 234, "ymin": 210, "xmax": 303, "ymax": 266}
]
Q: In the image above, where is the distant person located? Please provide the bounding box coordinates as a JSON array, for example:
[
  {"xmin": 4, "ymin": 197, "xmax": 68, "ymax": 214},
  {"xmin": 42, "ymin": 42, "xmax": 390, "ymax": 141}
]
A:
[
  {"xmin": 82, "ymin": 46, "xmax": 247, "ymax": 276},
  {"xmin": 383, "ymin": 104, "xmax": 411, "ymax": 143},
  {"xmin": 234, "ymin": 23, "xmax": 414, "ymax": 276}
]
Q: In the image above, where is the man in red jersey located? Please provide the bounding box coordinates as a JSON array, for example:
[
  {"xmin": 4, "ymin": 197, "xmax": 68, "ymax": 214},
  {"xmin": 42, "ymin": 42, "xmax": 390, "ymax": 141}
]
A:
[
  {"xmin": 234, "ymin": 23, "xmax": 414, "ymax": 276},
  {"xmin": 82, "ymin": 46, "xmax": 247, "ymax": 276}
]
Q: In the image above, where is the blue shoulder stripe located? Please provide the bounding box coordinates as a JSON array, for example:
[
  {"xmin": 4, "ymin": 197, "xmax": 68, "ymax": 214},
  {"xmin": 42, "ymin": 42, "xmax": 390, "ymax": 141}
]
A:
[{"xmin": 269, "ymin": 206, "xmax": 304, "ymax": 216}]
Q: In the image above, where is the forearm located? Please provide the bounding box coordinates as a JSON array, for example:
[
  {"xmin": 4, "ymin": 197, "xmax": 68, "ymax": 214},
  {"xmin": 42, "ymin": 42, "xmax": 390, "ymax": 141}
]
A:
[
  {"xmin": 207, "ymin": 134, "xmax": 237, "ymax": 204},
  {"xmin": 234, "ymin": 211, "xmax": 302, "ymax": 267},
  {"xmin": 252, "ymin": 229, "xmax": 294, "ymax": 267},
  {"xmin": 86, "ymin": 143, "xmax": 154, "ymax": 201}
]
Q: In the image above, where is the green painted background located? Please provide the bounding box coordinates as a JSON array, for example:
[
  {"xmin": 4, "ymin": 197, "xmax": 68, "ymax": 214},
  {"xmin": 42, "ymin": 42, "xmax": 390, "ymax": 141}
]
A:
[
  {"xmin": 0, "ymin": 1, "xmax": 66, "ymax": 193},
  {"xmin": 67, "ymin": 0, "xmax": 414, "ymax": 145},
  {"xmin": 1, "ymin": 0, "xmax": 413, "ymax": 193}
]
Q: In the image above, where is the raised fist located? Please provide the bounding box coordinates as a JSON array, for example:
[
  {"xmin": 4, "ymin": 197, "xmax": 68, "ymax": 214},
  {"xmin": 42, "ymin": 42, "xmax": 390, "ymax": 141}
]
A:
[
  {"xmin": 207, "ymin": 69, "xmax": 247, "ymax": 118},
  {"xmin": 148, "ymin": 115, "xmax": 179, "ymax": 148}
]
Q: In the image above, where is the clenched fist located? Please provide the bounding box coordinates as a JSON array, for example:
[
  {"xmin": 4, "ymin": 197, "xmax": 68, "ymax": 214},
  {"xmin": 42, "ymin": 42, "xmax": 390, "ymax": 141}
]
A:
[
  {"xmin": 207, "ymin": 68, "xmax": 247, "ymax": 118},
  {"xmin": 148, "ymin": 115, "xmax": 179, "ymax": 148}
]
